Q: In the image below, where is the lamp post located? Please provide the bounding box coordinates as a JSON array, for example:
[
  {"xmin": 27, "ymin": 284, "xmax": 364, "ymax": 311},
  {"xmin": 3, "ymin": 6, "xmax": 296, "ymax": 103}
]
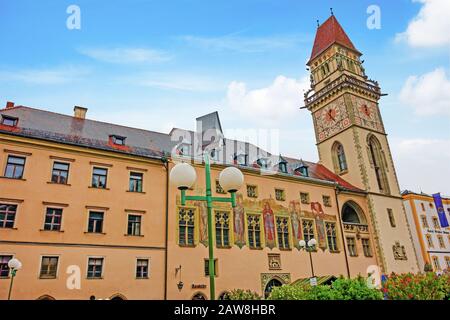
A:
[
  {"xmin": 299, "ymin": 238, "xmax": 317, "ymax": 285},
  {"xmin": 170, "ymin": 153, "xmax": 244, "ymax": 300},
  {"xmin": 7, "ymin": 258, "xmax": 22, "ymax": 300}
]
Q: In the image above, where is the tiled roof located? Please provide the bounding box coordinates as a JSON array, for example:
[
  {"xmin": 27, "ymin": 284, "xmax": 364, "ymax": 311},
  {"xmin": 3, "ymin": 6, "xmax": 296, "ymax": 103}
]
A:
[
  {"xmin": 308, "ymin": 15, "xmax": 359, "ymax": 64},
  {"xmin": 0, "ymin": 105, "xmax": 363, "ymax": 193}
]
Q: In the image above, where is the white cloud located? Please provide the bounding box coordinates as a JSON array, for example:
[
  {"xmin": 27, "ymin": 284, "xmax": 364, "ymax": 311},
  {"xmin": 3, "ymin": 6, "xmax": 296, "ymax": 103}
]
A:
[
  {"xmin": 399, "ymin": 68, "xmax": 450, "ymax": 116},
  {"xmin": 393, "ymin": 138, "xmax": 450, "ymax": 195},
  {"xmin": 181, "ymin": 34, "xmax": 307, "ymax": 52},
  {"xmin": 226, "ymin": 75, "xmax": 310, "ymax": 125},
  {"xmin": 396, "ymin": 0, "xmax": 450, "ymax": 47},
  {"xmin": 0, "ymin": 66, "xmax": 90, "ymax": 85},
  {"xmin": 79, "ymin": 47, "xmax": 171, "ymax": 64},
  {"xmin": 120, "ymin": 72, "xmax": 226, "ymax": 92}
]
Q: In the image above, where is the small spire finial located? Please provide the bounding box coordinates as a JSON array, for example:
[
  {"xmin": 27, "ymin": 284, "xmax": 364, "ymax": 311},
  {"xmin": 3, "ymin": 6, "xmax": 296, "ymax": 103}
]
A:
[
  {"xmin": 330, "ymin": 8, "xmax": 334, "ymax": 16},
  {"xmin": 316, "ymin": 19, "xmax": 320, "ymax": 27}
]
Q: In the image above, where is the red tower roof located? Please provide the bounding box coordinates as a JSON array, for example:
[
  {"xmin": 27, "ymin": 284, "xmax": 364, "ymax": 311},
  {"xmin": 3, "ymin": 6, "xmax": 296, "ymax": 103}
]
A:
[{"xmin": 308, "ymin": 15, "xmax": 359, "ymax": 64}]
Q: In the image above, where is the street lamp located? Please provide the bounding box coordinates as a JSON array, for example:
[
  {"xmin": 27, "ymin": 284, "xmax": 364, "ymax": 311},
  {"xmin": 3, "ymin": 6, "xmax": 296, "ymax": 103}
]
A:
[
  {"xmin": 7, "ymin": 258, "xmax": 22, "ymax": 300},
  {"xmin": 299, "ymin": 238, "xmax": 317, "ymax": 285},
  {"xmin": 170, "ymin": 153, "xmax": 244, "ymax": 300}
]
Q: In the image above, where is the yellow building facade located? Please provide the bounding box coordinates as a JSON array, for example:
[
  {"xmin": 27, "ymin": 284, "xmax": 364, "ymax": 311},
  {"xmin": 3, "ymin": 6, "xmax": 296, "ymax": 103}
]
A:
[{"xmin": 0, "ymin": 15, "xmax": 419, "ymax": 300}]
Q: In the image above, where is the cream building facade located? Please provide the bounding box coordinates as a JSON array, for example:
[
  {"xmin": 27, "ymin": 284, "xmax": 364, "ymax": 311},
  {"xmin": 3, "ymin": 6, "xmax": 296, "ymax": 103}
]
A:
[{"xmin": 403, "ymin": 191, "xmax": 450, "ymax": 273}]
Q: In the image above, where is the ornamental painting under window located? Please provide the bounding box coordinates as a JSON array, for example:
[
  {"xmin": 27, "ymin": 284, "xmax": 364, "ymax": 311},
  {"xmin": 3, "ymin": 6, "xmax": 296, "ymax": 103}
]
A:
[{"xmin": 177, "ymin": 190, "xmax": 337, "ymax": 250}]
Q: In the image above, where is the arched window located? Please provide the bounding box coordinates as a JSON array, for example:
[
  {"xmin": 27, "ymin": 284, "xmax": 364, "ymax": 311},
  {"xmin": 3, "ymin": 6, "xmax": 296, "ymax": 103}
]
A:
[
  {"xmin": 342, "ymin": 201, "xmax": 367, "ymax": 225},
  {"xmin": 367, "ymin": 135, "xmax": 390, "ymax": 194},
  {"xmin": 332, "ymin": 142, "xmax": 348, "ymax": 174},
  {"xmin": 192, "ymin": 292, "xmax": 207, "ymax": 300}
]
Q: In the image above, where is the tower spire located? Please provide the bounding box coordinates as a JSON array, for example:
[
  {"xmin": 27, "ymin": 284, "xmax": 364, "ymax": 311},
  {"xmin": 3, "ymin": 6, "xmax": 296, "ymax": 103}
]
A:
[{"xmin": 330, "ymin": 8, "xmax": 334, "ymax": 16}]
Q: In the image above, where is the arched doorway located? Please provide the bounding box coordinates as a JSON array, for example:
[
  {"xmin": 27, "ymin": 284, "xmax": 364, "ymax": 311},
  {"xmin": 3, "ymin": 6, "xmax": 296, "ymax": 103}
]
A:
[
  {"xmin": 192, "ymin": 292, "xmax": 207, "ymax": 300},
  {"xmin": 37, "ymin": 294, "xmax": 55, "ymax": 300},
  {"xmin": 110, "ymin": 293, "xmax": 127, "ymax": 300},
  {"xmin": 218, "ymin": 291, "xmax": 230, "ymax": 300},
  {"xmin": 264, "ymin": 278, "xmax": 283, "ymax": 298},
  {"xmin": 342, "ymin": 201, "xmax": 366, "ymax": 224}
]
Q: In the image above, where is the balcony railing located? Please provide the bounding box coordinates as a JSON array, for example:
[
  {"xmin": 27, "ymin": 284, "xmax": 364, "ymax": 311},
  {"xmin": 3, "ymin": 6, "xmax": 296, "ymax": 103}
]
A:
[
  {"xmin": 343, "ymin": 222, "xmax": 369, "ymax": 233},
  {"xmin": 304, "ymin": 74, "xmax": 381, "ymax": 106}
]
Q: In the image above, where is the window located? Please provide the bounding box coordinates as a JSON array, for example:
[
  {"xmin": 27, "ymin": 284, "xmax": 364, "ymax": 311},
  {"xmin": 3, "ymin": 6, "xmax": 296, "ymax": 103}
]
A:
[
  {"xmin": 275, "ymin": 189, "xmax": 285, "ymax": 201},
  {"xmin": 204, "ymin": 259, "xmax": 218, "ymax": 277},
  {"xmin": 332, "ymin": 142, "xmax": 348, "ymax": 173},
  {"xmin": 367, "ymin": 135, "xmax": 390, "ymax": 194},
  {"xmin": 111, "ymin": 135, "xmax": 126, "ymax": 145},
  {"xmin": 421, "ymin": 216, "xmax": 429, "ymax": 228},
  {"xmin": 279, "ymin": 162, "xmax": 287, "ymax": 173},
  {"xmin": 136, "ymin": 259, "xmax": 149, "ymax": 279},
  {"xmin": 87, "ymin": 258, "xmax": 103, "ymax": 279},
  {"xmin": 91, "ymin": 167, "xmax": 108, "ymax": 188},
  {"xmin": 323, "ymin": 195, "xmax": 332, "ymax": 207},
  {"xmin": 302, "ymin": 219, "xmax": 315, "ymax": 244},
  {"xmin": 215, "ymin": 211, "xmax": 231, "ymax": 248},
  {"xmin": 235, "ymin": 154, "xmax": 248, "ymax": 166},
  {"xmin": 1, "ymin": 115, "xmax": 18, "ymax": 126},
  {"xmin": 420, "ymin": 203, "xmax": 425, "ymax": 211},
  {"xmin": 129, "ymin": 172, "xmax": 143, "ymax": 192},
  {"xmin": 300, "ymin": 192, "xmax": 310, "ymax": 204},
  {"xmin": 432, "ymin": 217, "xmax": 440, "ymax": 229},
  {"xmin": 325, "ymin": 222, "xmax": 338, "ymax": 251},
  {"xmin": 387, "ymin": 209, "xmax": 396, "ymax": 228},
  {"xmin": 4, "ymin": 155, "xmax": 25, "ymax": 179},
  {"xmin": 438, "ymin": 235, "xmax": 445, "ymax": 248},
  {"xmin": 247, "ymin": 185, "xmax": 257, "ymax": 198},
  {"xmin": 51, "ymin": 162, "xmax": 69, "ymax": 184},
  {"xmin": 44, "ymin": 208, "xmax": 63, "ymax": 231},
  {"xmin": 446, "ymin": 257, "xmax": 450, "ymax": 269},
  {"xmin": 426, "ymin": 235, "xmax": 434, "ymax": 248},
  {"xmin": 215, "ymin": 180, "xmax": 226, "ymax": 194},
  {"xmin": 247, "ymin": 214, "xmax": 262, "ymax": 249},
  {"xmin": 0, "ymin": 204, "xmax": 17, "ymax": 228},
  {"xmin": 0, "ymin": 255, "xmax": 12, "ymax": 278},
  {"xmin": 127, "ymin": 215, "xmax": 142, "ymax": 236},
  {"xmin": 178, "ymin": 207, "xmax": 195, "ymax": 246},
  {"xmin": 88, "ymin": 211, "xmax": 104, "ymax": 233},
  {"xmin": 276, "ymin": 216, "xmax": 290, "ymax": 250},
  {"xmin": 362, "ymin": 239, "xmax": 372, "ymax": 257},
  {"xmin": 39, "ymin": 256, "xmax": 58, "ymax": 279},
  {"xmin": 432, "ymin": 256, "xmax": 441, "ymax": 271},
  {"xmin": 346, "ymin": 237, "xmax": 357, "ymax": 256}
]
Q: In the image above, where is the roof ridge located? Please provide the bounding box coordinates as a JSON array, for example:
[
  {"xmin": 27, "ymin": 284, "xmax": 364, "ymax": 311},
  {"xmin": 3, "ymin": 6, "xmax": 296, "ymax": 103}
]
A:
[{"xmin": 5, "ymin": 105, "xmax": 170, "ymax": 137}]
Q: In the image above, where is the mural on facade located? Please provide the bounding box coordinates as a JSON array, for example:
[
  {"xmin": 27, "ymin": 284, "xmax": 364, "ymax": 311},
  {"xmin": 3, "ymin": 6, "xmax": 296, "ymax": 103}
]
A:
[
  {"xmin": 311, "ymin": 202, "xmax": 328, "ymax": 251},
  {"xmin": 180, "ymin": 191, "xmax": 337, "ymax": 250},
  {"xmin": 233, "ymin": 193, "xmax": 246, "ymax": 248}
]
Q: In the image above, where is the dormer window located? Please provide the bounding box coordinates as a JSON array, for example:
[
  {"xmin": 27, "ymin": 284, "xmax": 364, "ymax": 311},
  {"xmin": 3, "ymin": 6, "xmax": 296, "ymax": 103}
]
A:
[
  {"xmin": 110, "ymin": 135, "xmax": 126, "ymax": 146},
  {"xmin": 178, "ymin": 143, "xmax": 191, "ymax": 156},
  {"xmin": 257, "ymin": 158, "xmax": 268, "ymax": 169},
  {"xmin": 295, "ymin": 160, "xmax": 309, "ymax": 177},
  {"xmin": 1, "ymin": 115, "xmax": 18, "ymax": 127},
  {"xmin": 234, "ymin": 154, "xmax": 248, "ymax": 166},
  {"xmin": 279, "ymin": 162, "xmax": 288, "ymax": 173}
]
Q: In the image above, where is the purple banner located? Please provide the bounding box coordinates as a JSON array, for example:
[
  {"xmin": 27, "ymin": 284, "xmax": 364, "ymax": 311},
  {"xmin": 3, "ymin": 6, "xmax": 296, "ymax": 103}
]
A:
[{"xmin": 432, "ymin": 193, "xmax": 449, "ymax": 228}]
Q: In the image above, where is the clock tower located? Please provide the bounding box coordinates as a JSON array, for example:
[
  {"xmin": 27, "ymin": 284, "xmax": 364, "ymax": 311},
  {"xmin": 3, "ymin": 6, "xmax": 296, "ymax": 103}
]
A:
[{"xmin": 304, "ymin": 14, "xmax": 419, "ymax": 273}]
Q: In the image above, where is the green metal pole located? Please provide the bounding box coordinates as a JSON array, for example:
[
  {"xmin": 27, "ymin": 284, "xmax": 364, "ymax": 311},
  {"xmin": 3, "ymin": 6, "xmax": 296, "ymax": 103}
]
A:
[
  {"xmin": 204, "ymin": 153, "xmax": 216, "ymax": 300},
  {"xmin": 7, "ymin": 269, "xmax": 16, "ymax": 300}
]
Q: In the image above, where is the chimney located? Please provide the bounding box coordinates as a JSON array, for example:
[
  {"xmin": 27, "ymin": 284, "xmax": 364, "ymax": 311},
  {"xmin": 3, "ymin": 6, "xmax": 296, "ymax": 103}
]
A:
[
  {"xmin": 5, "ymin": 101, "xmax": 15, "ymax": 109},
  {"xmin": 73, "ymin": 106, "xmax": 87, "ymax": 119}
]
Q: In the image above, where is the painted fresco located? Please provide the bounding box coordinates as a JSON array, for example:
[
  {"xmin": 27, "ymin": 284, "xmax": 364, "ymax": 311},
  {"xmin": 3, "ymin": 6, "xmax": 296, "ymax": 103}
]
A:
[{"xmin": 179, "ymin": 191, "xmax": 337, "ymax": 250}]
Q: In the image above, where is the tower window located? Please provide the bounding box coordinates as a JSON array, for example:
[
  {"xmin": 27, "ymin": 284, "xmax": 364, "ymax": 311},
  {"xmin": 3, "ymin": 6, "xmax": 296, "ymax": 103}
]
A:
[
  {"xmin": 367, "ymin": 135, "xmax": 390, "ymax": 194},
  {"xmin": 332, "ymin": 142, "xmax": 348, "ymax": 174}
]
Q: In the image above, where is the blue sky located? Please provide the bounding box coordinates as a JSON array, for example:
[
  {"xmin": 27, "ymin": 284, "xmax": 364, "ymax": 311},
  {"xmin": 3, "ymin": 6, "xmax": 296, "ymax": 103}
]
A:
[{"xmin": 1, "ymin": 0, "xmax": 449, "ymax": 194}]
